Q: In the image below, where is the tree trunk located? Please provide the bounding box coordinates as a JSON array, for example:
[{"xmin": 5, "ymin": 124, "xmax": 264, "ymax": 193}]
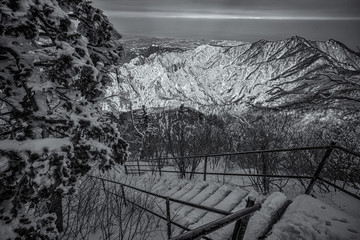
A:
[{"xmin": 49, "ymin": 191, "xmax": 64, "ymax": 232}]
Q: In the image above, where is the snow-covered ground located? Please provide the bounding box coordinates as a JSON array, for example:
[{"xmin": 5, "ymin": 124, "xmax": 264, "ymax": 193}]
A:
[
  {"xmin": 267, "ymin": 195, "xmax": 360, "ymax": 240},
  {"xmin": 62, "ymin": 163, "xmax": 360, "ymax": 240},
  {"xmin": 113, "ymin": 172, "xmax": 360, "ymax": 240},
  {"xmin": 122, "ymin": 159, "xmax": 360, "ymax": 239},
  {"xmin": 127, "ymin": 159, "xmax": 360, "ymax": 216}
]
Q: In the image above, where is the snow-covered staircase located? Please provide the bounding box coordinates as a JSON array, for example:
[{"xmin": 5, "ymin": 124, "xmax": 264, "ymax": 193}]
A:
[
  {"xmin": 118, "ymin": 175, "xmax": 360, "ymax": 240},
  {"xmin": 125, "ymin": 175, "xmax": 265, "ymax": 239}
]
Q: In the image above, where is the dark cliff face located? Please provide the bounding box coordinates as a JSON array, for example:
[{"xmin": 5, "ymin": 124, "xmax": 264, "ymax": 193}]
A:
[{"xmin": 114, "ymin": 36, "xmax": 360, "ymax": 113}]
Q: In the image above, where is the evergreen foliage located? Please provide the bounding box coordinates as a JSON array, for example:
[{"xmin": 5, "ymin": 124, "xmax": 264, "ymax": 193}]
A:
[{"xmin": 0, "ymin": 0, "xmax": 127, "ymax": 238}]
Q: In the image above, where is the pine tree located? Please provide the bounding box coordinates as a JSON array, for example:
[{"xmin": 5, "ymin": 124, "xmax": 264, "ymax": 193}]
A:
[{"xmin": 0, "ymin": 0, "xmax": 127, "ymax": 238}]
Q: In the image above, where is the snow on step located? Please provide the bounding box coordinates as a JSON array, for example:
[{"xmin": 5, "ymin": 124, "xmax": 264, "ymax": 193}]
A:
[
  {"xmin": 187, "ymin": 187, "xmax": 249, "ymax": 239},
  {"xmin": 244, "ymin": 192, "xmax": 288, "ymax": 240},
  {"xmin": 267, "ymin": 195, "xmax": 360, "ymax": 240},
  {"xmin": 231, "ymin": 190, "xmax": 264, "ymax": 213},
  {"xmin": 171, "ymin": 183, "xmax": 220, "ymax": 222},
  {"xmin": 203, "ymin": 190, "xmax": 264, "ymax": 240},
  {"xmin": 137, "ymin": 175, "xmax": 158, "ymax": 187},
  {"xmin": 152, "ymin": 177, "xmax": 187, "ymax": 194},
  {"xmin": 152, "ymin": 179, "xmax": 190, "ymax": 215},
  {"xmin": 172, "ymin": 184, "xmax": 233, "ymax": 236},
  {"xmin": 121, "ymin": 175, "xmax": 161, "ymax": 197},
  {"xmin": 170, "ymin": 182, "xmax": 196, "ymax": 200},
  {"xmin": 163, "ymin": 179, "xmax": 189, "ymax": 196},
  {"xmin": 170, "ymin": 182, "xmax": 209, "ymax": 213},
  {"xmin": 150, "ymin": 177, "xmax": 169, "ymax": 192}
]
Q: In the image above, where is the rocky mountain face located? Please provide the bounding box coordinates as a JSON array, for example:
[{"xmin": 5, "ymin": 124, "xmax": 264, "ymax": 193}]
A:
[{"xmin": 113, "ymin": 36, "xmax": 360, "ymax": 113}]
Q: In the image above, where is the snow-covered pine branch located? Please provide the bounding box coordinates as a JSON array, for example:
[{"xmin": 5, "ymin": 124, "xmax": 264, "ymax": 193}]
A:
[{"xmin": 0, "ymin": 0, "xmax": 127, "ymax": 239}]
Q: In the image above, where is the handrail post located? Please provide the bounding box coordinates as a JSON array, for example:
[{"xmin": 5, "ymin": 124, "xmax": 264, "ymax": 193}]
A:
[
  {"xmin": 170, "ymin": 204, "xmax": 261, "ymax": 240},
  {"xmin": 121, "ymin": 184, "xmax": 127, "ymax": 207},
  {"xmin": 166, "ymin": 197, "xmax": 172, "ymax": 239},
  {"xmin": 158, "ymin": 158, "xmax": 162, "ymax": 176},
  {"xmin": 305, "ymin": 142, "xmax": 336, "ymax": 195},
  {"xmin": 203, "ymin": 156, "xmax": 208, "ymax": 181},
  {"xmin": 231, "ymin": 197, "xmax": 255, "ymax": 240},
  {"xmin": 137, "ymin": 158, "xmax": 141, "ymax": 175}
]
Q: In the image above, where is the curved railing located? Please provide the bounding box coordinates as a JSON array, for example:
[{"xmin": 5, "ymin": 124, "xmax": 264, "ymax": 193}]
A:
[
  {"xmin": 88, "ymin": 175, "xmax": 260, "ymax": 240},
  {"xmin": 91, "ymin": 143, "xmax": 359, "ymax": 239},
  {"xmin": 125, "ymin": 143, "xmax": 360, "ymax": 201}
]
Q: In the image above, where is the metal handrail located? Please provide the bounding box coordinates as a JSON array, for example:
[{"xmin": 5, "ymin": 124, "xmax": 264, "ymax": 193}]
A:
[
  {"xmin": 129, "ymin": 145, "xmax": 333, "ymax": 162},
  {"xmin": 95, "ymin": 174, "xmax": 262, "ymax": 240},
  {"xmin": 103, "ymin": 189, "xmax": 212, "ymax": 240},
  {"xmin": 125, "ymin": 169, "xmax": 314, "ymax": 179},
  {"xmin": 170, "ymin": 204, "xmax": 261, "ymax": 240},
  {"xmin": 126, "ymin": 164, "xmax": 174, "ymax": 167},
  {"xmin": 333, "ymin": 145, "xmax": 360, "ymax": 158},
  {"xmin": 94, "ymin": 144, "xmax": 360, "ymax": 239},
  {"xmin": 89, "ymin": 175, "xmax": 234, "ymax": 239},
  {"xmin": 318, "ymin": 177, "xmax": 360, "ymax": 201},
  {"xmin": 89, "ymin": 175, "xmax": 232, "ymax": 216},
  {"xmin": 125, "ymin": 143, "xmax": 360, "ymax": 201}
]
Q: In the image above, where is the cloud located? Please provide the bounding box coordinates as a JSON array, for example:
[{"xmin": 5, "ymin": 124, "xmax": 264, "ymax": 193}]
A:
[
  {"xmin": 92, "ymin": 0, "xmax": 360, "ymax": 16},
  {"xmin": 104, "ymin": 10, "xmax": 360, "ymax": 21}
]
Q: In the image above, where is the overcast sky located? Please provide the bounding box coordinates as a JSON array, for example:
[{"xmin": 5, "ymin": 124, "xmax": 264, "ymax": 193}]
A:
[{"xmin": 92, "ymin": 0, "xmax": 360, "ymax": 50}]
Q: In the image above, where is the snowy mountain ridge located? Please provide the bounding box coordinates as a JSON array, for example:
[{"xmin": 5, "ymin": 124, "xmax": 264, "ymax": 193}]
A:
[{"xmin": 114, "ymin": 36, "xmax": 360, "ymax": 112}]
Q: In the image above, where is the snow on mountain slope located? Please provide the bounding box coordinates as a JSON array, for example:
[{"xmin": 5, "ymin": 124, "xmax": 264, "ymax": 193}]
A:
[{"xmin": 114, "ymin": 36, "xmax": 360, "ymax": 112}]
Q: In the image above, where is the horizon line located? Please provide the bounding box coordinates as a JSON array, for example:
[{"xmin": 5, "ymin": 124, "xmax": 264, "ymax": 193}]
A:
[{"xmin": 103, "ymin": 10, "xmax": 360, "ymax": 21}]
